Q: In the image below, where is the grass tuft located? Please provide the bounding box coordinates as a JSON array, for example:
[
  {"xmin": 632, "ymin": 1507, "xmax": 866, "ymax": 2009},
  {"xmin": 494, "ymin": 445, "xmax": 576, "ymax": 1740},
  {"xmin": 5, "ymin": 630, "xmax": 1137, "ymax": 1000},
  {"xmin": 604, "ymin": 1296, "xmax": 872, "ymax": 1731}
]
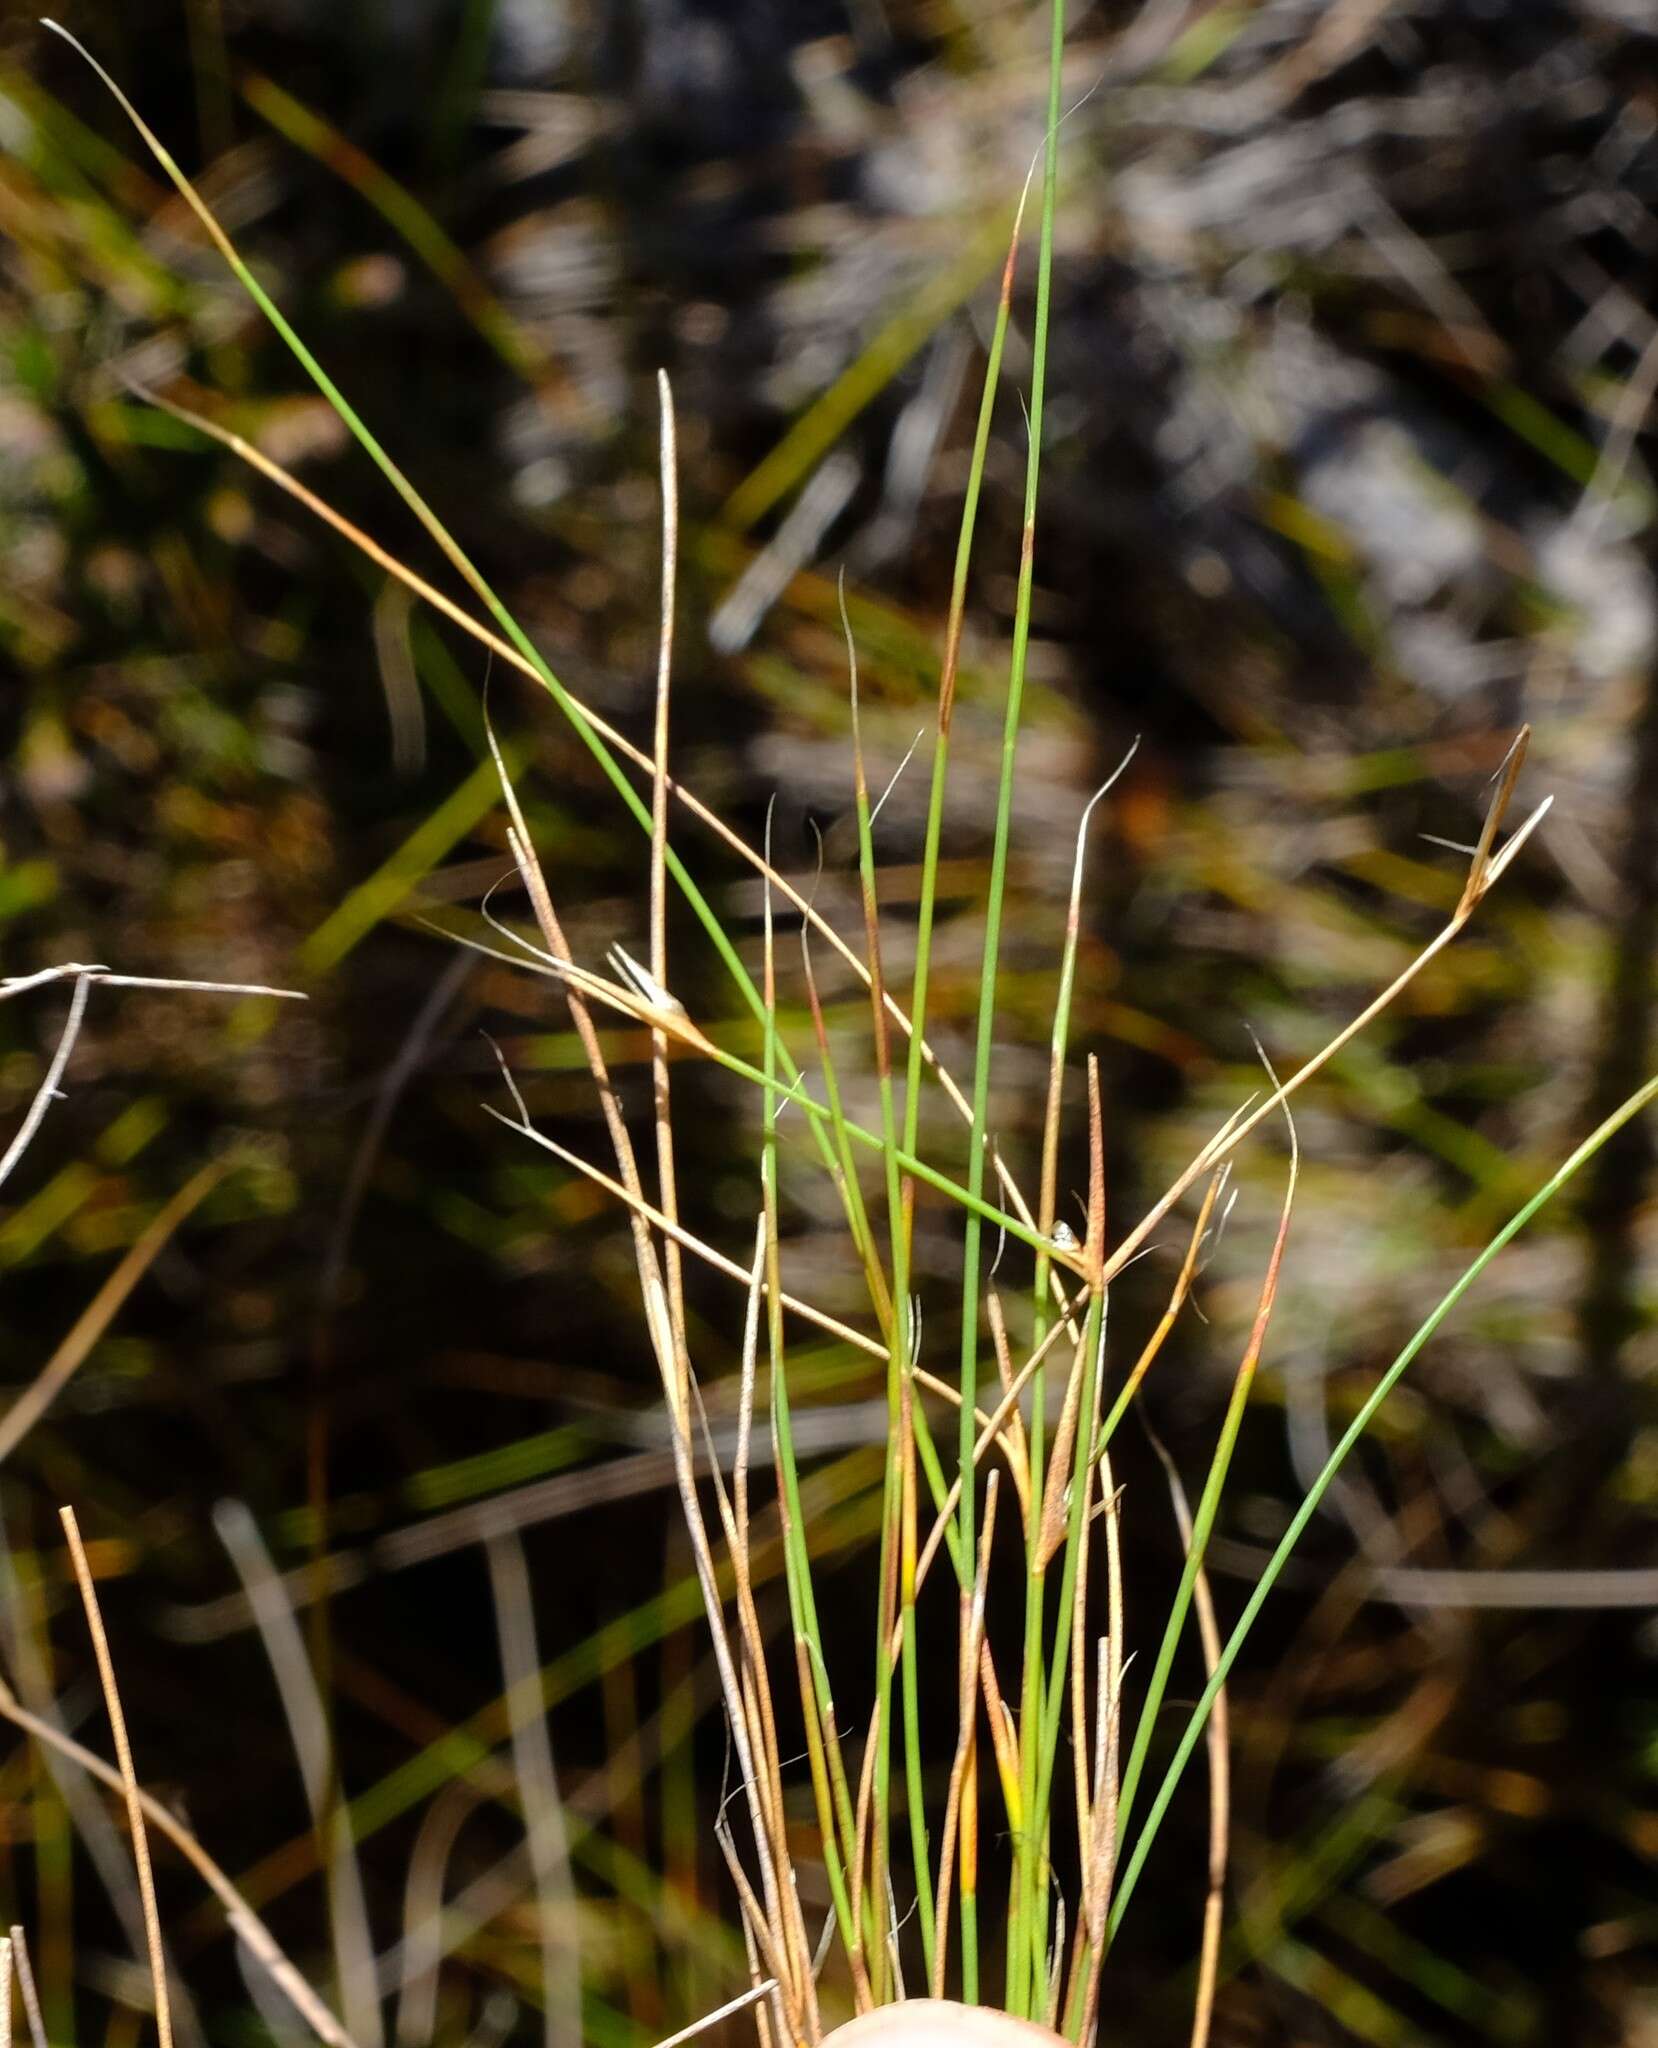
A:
[{"xmin": 27, "ymin": 9, "xmax": 1658, "ymax": 2047}]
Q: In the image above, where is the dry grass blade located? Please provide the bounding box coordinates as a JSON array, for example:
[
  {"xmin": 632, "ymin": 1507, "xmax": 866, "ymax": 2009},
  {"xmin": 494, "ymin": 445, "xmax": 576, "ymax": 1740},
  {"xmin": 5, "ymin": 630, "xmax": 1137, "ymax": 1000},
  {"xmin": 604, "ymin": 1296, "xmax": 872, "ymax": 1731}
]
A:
[
  {"xmin": 58, "ymin": 1505, "xmax": 173, "ymax": 2048},
  {"xmin": 1069, "ymin": 1375, "xmax": 1108, "ymax": 1885},
  {"xmin": 1033, "ymin": 1317, "xmax": 1091, "ymax": 1575},
  {"xmin": 713, "ymin": 1817, "xmax": 791, "ymax": 2045},
  {"xmin": 468, "ymin": 921, "xmax": 718, "ymax": 1059},
  {"xmin": 1065, "ymin": 1064, "xmax": 1114, "ymax": 1925},
  {"xmin": 1095, "ymin": 1454, "xmax": 1125, "ymax": 1931},
  {"xmin": 977, "ymin": 1638, "xmax": 1023, "ymax": 1851},
  {"xmin": 0, "ymin": 1160, "xmax": 227, "ymax": 1467},
  {"xmin": 1143, "ymin": 1432, "xmax": 1229, "ymax": 2048},
  {"xmin": 1045, "ymin": 1902, "xmax": 1067, "ymax": 2035},
  {"xmin": 1034, "ymin": 1059, "xmax": 1110, "ymax": 1575},
  {"xmin": 734, "ymin": 1217, "xmax": 766, "ymax": 1569},
  {"xmin": 392, "ymin": 1784, "xmax": 483, "ymax": 2046},
  {"xmin": 214, "ymin": 1503, "xmax": 383, "ymax": 2048},
  {"xmin": 930, "ymin": 1471, "xmax": 999, "ymax": 1998},
  {"xmin": 484, "ymin": 1529, "xmax": 581, "ymax": 2048},
  {"xmin": 0, "ymin": 965, "xmax": 304, "ymax": 1004},
  {"xmin": 849, "ymin": 1688, "xmax": 883, "ymax": 1990},
  {"xmin": 483, "ymin": 1100, "xmax": 887, "ymax": 1360},
  {"xmin": 0, "ymin": 972, "xmax": 92, "ymax": 1195},
  {"xmin": 0, "ymin": 964, "xmax": 106, "ymax": 1004},
  {"xmin": 1455, "ymin": 723, "xmax": 1529, "ymax": 919},
  {"xmin": 1100, "ymin": 741, "xmax": 1547, "ymax": 1289},
  {"xmin": 650, "ymin": 368, "xmax": 689, "ymax": 1414},
  {"xmin": 0, "ymin": 1626, "xmax": 358, "ymax": 2047},
  {"xmin": 7, "ymin": 1930, "xmax": 45, "ymax": 2048},
  {"xmin": 986, "ymin": 1295, "xmax": 1033, "ymax": 1521},
  {"xmin": 733, "ymin": 1914, "xmax": 779, "ymax": 2048},
  {"xmin": 647, "ymin": 1978, "xmax": 778, "ymax": 2048},
  {"xmin": 1037, "ymin": 752, "xmax": 1140, "ymax": 1250},
  {"xmin": 1064, "ymin": 1626, "xmax": 1123, "ymax": 2048},
  {"xmin": 1089, "ymin": 1169, "xmax": 1225, "ymax": 1465}
]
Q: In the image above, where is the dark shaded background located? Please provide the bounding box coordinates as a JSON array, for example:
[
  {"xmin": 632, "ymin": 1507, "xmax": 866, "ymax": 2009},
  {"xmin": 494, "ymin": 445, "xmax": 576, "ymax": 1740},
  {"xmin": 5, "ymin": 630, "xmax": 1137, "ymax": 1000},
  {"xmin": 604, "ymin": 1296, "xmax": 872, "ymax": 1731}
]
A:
[{"xmin": 2, "ymin": 1, "xmax": 1658, "ymax": 2043}]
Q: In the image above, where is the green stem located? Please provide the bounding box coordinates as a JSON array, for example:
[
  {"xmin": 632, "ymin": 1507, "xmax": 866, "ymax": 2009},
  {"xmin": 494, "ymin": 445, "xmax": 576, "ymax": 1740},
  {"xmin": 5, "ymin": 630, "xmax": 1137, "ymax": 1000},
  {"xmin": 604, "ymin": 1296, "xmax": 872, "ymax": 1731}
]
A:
[
  {"xmin": 1026, "ymin": 1288, "xmax": 1105, "ymax": 1999},
  {"xmin": 846, "ymin": 594, "xmax": 937, "ymax": 1976},
  {"xmin": 1108, "ymin": 1072, "xmax": 1658, "ymax": 1943},
  {"xmin": 996, "ymin": 0, "xmax": 1068, "ymax": 2010}
]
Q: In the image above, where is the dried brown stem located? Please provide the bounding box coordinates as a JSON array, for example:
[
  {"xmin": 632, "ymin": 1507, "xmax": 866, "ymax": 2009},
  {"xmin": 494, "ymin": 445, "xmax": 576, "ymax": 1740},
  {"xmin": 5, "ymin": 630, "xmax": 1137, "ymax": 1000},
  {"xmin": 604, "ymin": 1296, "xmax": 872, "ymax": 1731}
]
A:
[{"xmin": 59, "ymin": 1507, "xmax": 173, "ymax": 2048}]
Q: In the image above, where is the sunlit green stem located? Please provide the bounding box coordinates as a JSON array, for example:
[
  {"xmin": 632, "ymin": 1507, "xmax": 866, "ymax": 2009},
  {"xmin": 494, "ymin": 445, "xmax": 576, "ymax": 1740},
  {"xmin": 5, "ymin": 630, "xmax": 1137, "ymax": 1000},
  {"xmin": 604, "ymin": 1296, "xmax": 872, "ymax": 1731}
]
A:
[
  {"xmin": 845, "ymin": 596, "xmax": 937, "ymax": 1979},
  {"xmin": 1025, "ymin": 1289, "xmax": 1105, "ymax": 2007},
  {"xmin": 1108, "ymin": 1072, "xmax": 1658, "ymax": 1944},
  {"xmin": 994, "ymin": 0, "xmax": 1068, "ymax": 2012}
]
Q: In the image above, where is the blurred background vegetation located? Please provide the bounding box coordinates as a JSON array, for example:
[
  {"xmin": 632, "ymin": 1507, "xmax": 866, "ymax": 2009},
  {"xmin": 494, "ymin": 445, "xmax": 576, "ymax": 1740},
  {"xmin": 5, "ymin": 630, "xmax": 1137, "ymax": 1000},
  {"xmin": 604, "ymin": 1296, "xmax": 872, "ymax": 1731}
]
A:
[{"xmin": 2, "ymin": 0, "xmax": 1657, "ymax": 2042}]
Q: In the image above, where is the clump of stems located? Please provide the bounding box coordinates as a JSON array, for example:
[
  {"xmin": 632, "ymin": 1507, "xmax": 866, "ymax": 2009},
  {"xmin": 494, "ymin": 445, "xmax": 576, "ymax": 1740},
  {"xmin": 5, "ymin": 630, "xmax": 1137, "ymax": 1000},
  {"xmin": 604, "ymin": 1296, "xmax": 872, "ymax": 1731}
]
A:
[{"xmin": 48, "ymin": 9, "xmax": 1658, "ymax": 2046}]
